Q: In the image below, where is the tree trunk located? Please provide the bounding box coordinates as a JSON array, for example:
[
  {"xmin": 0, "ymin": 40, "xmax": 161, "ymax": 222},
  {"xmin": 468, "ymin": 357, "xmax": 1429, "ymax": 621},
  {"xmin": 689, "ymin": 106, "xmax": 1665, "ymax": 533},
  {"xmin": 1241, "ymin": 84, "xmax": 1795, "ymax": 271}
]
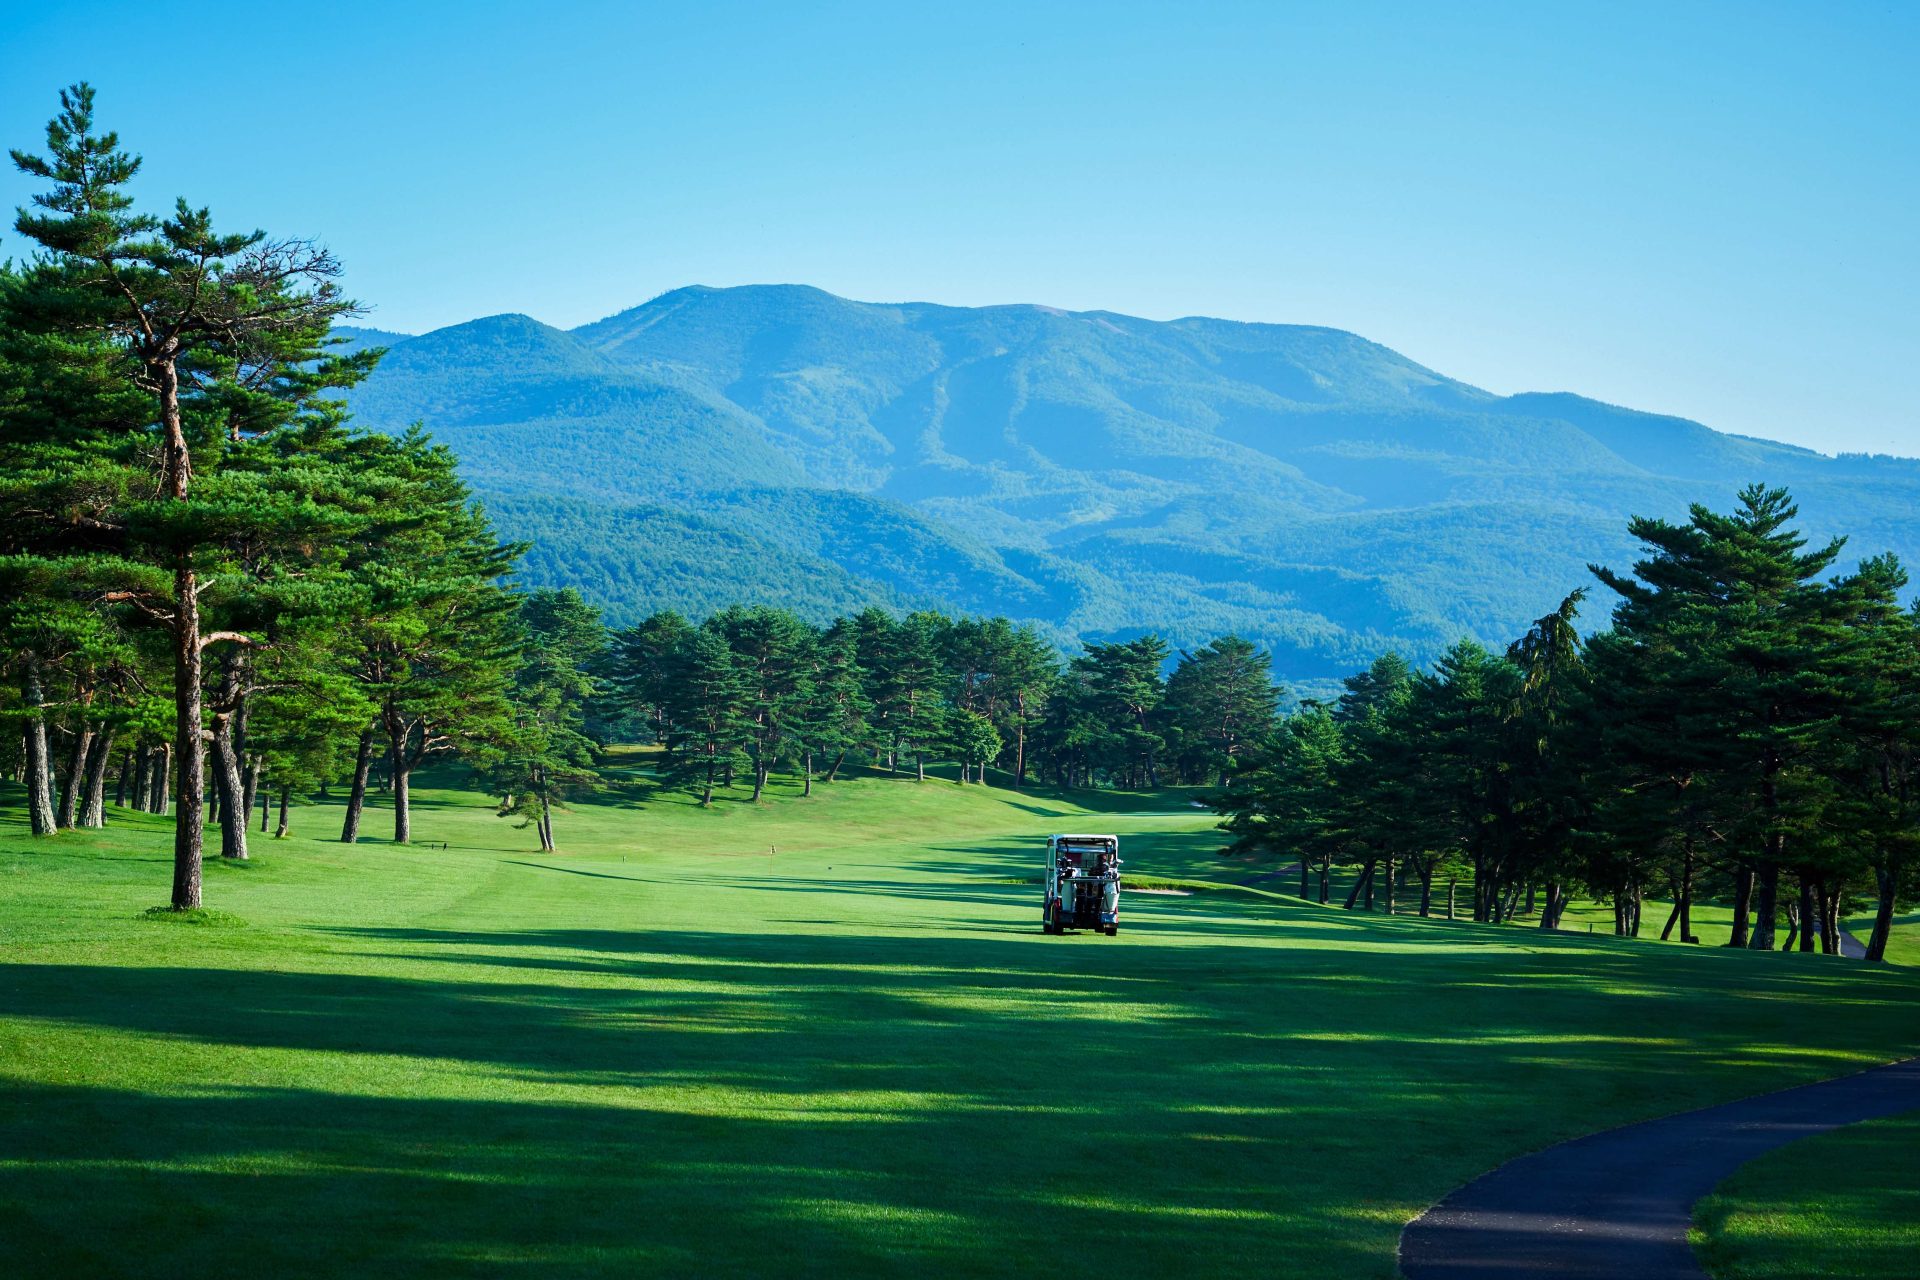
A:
[
  {"xmin": 916, "ymin": 751, "xmax": 925, "ymax": 782},
  {"xmin": 1781, "ymin": 904, "xmax": 1799, "ymax": 953},
  {"xmin": 150, "ymin": 742, "xmax": 170, "ymax": 815},
  {"xmin": 1865, "ymin": 863, "xmax": 1897, "ymax": 962},
  {"xmin": 1418, "ymin": 859, "xmax": 1435, "ymax": 918},
  {"xmin": 1728, "ymin": 863, "xmax": 1753, "ymax": 948},
  {"xmin": 210, "ymin": 685, "xmax": 248, "ymax": 861},
  {"xmin": 259, "ymin": 778, "xmax": 269, "ymax": 833},
  {"xmin": 1446, "ymin": 877, "xmax": 1457, "ymax": 921},
  {"xmin": 1677, "ymin": 843, "xmax": 1697, "ymax": 943},
  {"xmin": 752, "ymin": 759, "xmax": 766, "ymax": 802},
  {"xmin": 825, "ymin": 750, "xmax": 845, "ymax": 782},
  {"xmin": 239, "ymin": 730, "xmax": 258, "ymax": 823},
  {"xmin": 169, "ymin": 565, "xmax": 205, "ymax": 907},
  {"xmin": 802, "ymin": 750, "xmax": 813, "ymax": 797},
  {"xmin": 1344, "ymin": 861, "xmax": 1374, "ymax": 911},
  {"xmin": 80, "ymin": 731, "xmax": 113, "ymax": 828},
  {"xmin": 1797, "ymin": 875, "xmax": 1818, "ymax": 953},
  {"xmin": 114, "ymin": 749, "xmax": 131, "ymax": 808},
  {"xmin": 57, "ymin": 723, "xmax": 93, "ymax": 829},
  {"xmin": 389, "ymin": 718, "xmax": 413, "ymax": 845},
  {"xmin": 341, "ymin": 727, "xmax": 375, "ymax": 843},
  {"xmin": 1384, "ymin": 854, "xmax": 1396, "ymax": 915},
  {"xmin": 130, "ymin": 746, "xmax": 149, "ymax": 811},
  {"xmin": 1298, "ymin": 856, "xmax": 1311, "ymax": 900},
  {"xmin": 537, "ymin": 775, "xmax": 555, "ymax": 852},
  {"xmin": 275, "ymin": 784, "xmax": 292, "ymax": 838},
  {"xmin": 1318, "ymin": 863, "xmax": 1330, "ymax": 904},
  {"xmin": 158, "ymin": 351, "xmax": 208, "ymax": 908},
  {"xmin": 1749, "ymin": 862, "xmax": 1779, "ymax": 950},
  {"xmin": 1541, "ymin": 881, "xmax": 1561, "ymax": 930},
  {"xmin": 1014, "ymin": 715, "xmax": 1028, "ymax": 789},
  {"xmin": 20, "ymin": 662, "xmax": 58, "ymax": 836}
]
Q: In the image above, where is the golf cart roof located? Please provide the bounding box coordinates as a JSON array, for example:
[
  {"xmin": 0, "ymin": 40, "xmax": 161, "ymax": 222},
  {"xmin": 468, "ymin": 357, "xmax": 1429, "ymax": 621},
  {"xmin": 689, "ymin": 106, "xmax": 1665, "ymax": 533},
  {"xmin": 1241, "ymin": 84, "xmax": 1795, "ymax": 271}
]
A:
[{"xmin": 1051, "ymin": 834, "xmax": 1119, "ymax": 843}]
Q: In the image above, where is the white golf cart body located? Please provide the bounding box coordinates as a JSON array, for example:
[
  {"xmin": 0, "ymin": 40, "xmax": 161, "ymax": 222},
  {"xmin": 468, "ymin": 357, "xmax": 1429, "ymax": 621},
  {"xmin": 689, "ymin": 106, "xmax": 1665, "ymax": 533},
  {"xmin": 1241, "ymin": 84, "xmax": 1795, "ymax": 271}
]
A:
[{"xmin": 1043, "ymin": 833, "xmax": 1121, "ymax": 935}]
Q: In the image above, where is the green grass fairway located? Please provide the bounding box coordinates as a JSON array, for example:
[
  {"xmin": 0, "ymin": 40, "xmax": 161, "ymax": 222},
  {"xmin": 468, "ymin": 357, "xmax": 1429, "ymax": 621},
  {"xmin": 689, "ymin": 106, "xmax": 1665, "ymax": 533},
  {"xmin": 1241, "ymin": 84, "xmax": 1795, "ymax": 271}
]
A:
[
  {"xmin": 3, "ymin": 771, "xmax": 1918, "ymax": 1278},
  {"xmin": 1845, "ymin": 912, "xmax": 1920, "ymax": 965},
  {"xmin": 1692, "ymin": 1112, "xmax": 1920, "ymax": 1280}
]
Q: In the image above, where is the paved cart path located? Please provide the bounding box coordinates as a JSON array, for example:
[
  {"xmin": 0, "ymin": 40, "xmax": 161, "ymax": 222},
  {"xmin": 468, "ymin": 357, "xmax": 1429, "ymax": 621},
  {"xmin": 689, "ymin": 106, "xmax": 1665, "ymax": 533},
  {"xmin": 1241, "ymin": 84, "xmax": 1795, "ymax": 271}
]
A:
[{"xmin": 1398, "ymin": 1056, "xmax": 1920, "ymax": 1280}]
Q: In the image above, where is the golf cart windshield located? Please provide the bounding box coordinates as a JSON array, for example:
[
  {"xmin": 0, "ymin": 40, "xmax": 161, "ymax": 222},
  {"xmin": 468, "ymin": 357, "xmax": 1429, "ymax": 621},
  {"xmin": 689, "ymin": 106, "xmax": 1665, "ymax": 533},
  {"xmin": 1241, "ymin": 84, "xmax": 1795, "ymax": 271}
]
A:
[{"xmin": 1053, "ymin": 836, "xmax": 1118, "ymax": 868}]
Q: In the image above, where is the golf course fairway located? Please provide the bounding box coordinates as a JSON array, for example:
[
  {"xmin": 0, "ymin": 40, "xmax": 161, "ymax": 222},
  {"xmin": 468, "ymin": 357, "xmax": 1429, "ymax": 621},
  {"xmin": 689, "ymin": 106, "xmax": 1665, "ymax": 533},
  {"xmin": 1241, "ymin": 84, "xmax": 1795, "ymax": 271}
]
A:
[{"xmin": 3, "ymin": 770, "xmax": 1916, "ymax": 1278}]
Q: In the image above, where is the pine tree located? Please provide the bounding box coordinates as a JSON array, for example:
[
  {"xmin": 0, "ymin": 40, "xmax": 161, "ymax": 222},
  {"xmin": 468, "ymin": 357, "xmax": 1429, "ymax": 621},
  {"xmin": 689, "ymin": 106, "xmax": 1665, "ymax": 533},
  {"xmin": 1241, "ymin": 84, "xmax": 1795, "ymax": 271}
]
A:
[
  {"xmin": 664, "ymin": 627, "xmax": 751, "ymax": 806},
  {"xmin": 950, "ymin": 711, "xmax": 1003, "ymax": 784},
  {"xmin": 893, "ymin": 613, "xmax": 949, "ymax": 782},
  {"xmin": 986, "ymin": 623, "xmax": 1056, "ymax": 788},
  {"xmin": 1076, "ymin": 636, "xmax": 1170, "ymax": 788},
  {"xmin": 708, "ymin": 606, "xmax": 814, "ymax": 801},
  {"xmin": 1592, "ymin": 486, "xmax": 1849, "ymax": 948},
  {"xmin": 1828, "ymin": 557, "xmax": 1920, "ymax": 961},
  {"xmin": 343, "ymin": 437, "xmax": 520, "ymax": 845},
  {"xmin": 8, "ymin": 85, "xmax": 369, "ymax": 907},
  {"xmin": 604, "ymin": 610, "xmax": 694, "ymax": 749},
  {"xmin": 1164, "ymin": 635, "xmax": 1283, "ymax": 785},
  {"xmin": 485, "ymin": 589, "xmax": 605, "ymax": 851},
  {"xmin": 802, "ymin": 618, "xmax": 871, "ymax": 788},
  {"xmin": 1217, "ymin": 701, "xmax": 1346, "ymax": 901},
  {"xmin": 1505, "ymin": 592, "xmax": 1594, "ymax": 933}
]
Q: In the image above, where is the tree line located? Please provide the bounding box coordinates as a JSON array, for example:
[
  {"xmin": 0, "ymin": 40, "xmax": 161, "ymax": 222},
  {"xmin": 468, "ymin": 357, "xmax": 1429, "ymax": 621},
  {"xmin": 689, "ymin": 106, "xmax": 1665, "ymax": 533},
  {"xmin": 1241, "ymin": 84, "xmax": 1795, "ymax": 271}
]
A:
[
  {"xmin": 1216, "ymin": 485, "xmax": 1920, "ymax": 962},
  {"xmin": 597, "ymin": 609, "xmax": 1280, "ymax": 803}
]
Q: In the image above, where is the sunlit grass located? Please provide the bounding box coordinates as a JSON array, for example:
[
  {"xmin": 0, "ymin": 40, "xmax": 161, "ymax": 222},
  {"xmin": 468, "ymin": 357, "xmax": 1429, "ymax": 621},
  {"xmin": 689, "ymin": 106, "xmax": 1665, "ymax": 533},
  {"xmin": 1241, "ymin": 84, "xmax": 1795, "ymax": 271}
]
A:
[
  {"xmin": 1692, "ymin": 1112, "xmax": 1920, "ymax": 1280},
  {"xmin": 1, "ymin": 767, "xmax": 1916, "ymax": 1278}
]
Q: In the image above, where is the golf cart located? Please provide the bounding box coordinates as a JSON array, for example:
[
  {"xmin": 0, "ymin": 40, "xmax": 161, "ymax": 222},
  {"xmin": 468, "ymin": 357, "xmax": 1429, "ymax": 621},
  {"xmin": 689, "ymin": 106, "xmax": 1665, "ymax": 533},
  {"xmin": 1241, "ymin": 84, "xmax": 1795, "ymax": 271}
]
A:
[{"xmin": 1042, "ymin": 834, "xmax": 1121, "ymax": 935}]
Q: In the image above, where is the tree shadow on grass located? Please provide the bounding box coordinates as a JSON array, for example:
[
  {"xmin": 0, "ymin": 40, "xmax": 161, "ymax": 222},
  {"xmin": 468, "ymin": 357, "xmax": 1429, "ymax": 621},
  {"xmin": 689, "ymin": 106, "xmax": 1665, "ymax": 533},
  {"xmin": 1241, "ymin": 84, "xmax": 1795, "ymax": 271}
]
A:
[{"xmin": 3, "ymin": 920, "xmax": 1917, "ymax": 1280}]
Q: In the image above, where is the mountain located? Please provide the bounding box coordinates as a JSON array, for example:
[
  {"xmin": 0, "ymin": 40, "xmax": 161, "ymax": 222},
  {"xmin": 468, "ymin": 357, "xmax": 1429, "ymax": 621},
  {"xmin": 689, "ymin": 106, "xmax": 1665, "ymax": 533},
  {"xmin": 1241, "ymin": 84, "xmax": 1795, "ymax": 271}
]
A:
[{"xmin": 338, "ymin": 285, "xmax": 1920, "ymax": 683}]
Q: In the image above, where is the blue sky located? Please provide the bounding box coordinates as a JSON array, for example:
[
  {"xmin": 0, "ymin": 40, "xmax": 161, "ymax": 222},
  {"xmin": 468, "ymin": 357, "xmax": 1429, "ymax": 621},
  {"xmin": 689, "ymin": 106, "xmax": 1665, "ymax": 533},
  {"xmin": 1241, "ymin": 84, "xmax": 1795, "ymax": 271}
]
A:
[{"xmin": 3, "ymin": 1, "xmax": 1915, "ymax": 455}]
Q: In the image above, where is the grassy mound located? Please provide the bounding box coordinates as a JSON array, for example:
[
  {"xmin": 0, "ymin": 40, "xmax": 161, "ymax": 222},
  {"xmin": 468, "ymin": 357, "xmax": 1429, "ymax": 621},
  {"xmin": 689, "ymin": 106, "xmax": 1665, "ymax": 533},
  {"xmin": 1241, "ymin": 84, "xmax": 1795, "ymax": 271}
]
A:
[{"xmin": 2, "ymin": 770, "xmax": 1917, "ymax": 1278}]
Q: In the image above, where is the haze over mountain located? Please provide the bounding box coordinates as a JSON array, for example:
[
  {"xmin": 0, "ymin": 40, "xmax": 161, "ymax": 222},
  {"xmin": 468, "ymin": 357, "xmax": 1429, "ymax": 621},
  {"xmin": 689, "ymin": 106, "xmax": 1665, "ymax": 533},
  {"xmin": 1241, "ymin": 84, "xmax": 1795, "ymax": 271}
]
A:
[{"xmin": 340, "ymin": 285, "xmax": 1920, "ymax": 683}]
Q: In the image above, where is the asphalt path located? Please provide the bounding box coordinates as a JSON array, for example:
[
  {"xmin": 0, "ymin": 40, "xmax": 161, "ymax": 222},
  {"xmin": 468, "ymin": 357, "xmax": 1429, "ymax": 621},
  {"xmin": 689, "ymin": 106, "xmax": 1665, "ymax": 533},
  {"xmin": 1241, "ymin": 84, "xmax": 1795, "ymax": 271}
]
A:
[{"xmin": 1398, "ymin": 1056, "xmax": 1920, "ymax": 1279}]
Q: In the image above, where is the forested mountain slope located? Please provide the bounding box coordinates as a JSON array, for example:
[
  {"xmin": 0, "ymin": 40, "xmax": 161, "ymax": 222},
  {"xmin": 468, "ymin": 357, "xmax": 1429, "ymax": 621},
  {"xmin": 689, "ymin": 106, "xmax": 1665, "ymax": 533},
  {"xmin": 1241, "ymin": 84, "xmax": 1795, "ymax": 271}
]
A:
[{"xmin": 340, "ymin": 285, "xmax": 1920, "ymax": 678}]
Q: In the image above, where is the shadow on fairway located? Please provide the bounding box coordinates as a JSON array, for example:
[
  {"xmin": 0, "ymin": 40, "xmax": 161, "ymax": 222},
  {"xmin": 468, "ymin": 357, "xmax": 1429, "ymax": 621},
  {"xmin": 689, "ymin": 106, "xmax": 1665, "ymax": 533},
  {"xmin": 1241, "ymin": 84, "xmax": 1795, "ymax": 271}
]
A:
[{"xmin": 3, "ymin": 918, "xmax": 1917, "ymax": 1280}]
